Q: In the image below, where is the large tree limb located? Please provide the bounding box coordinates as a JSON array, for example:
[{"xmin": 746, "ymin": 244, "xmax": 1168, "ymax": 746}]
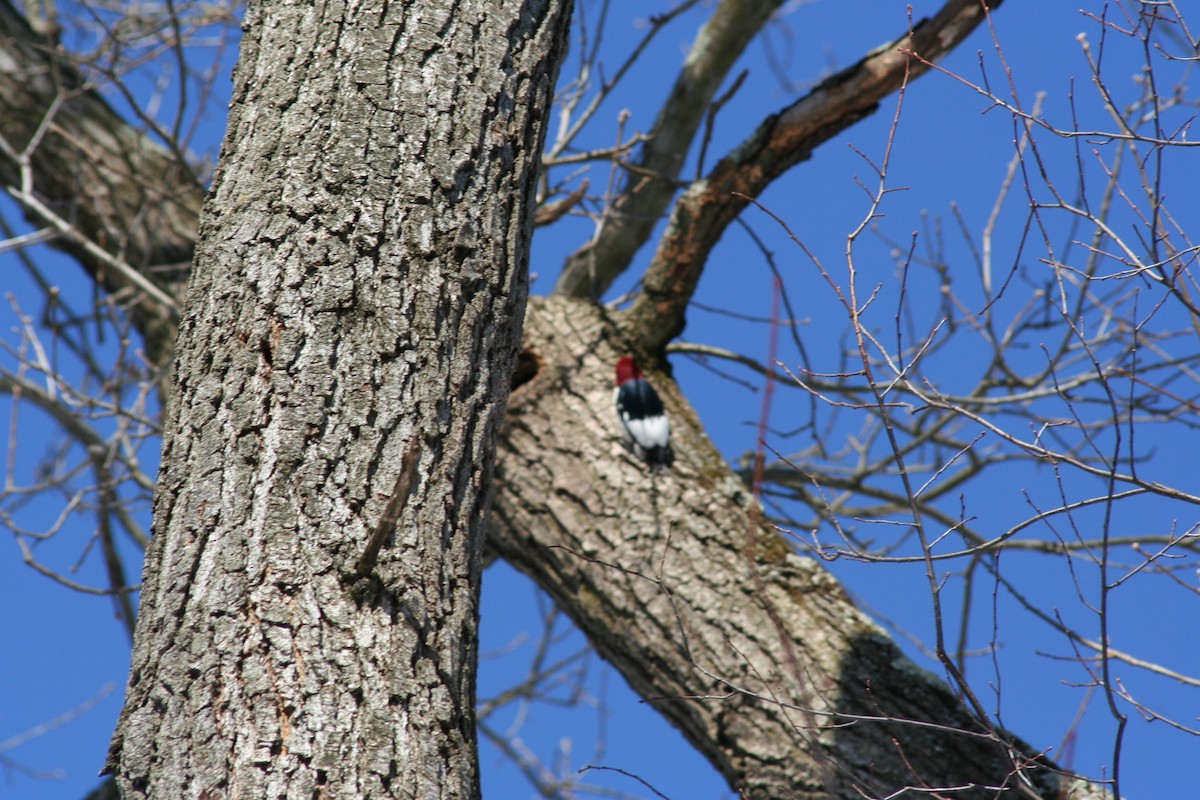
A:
[{"xmin": 491, "ymin": 296, "xmax": 1105, "ymax": 800}]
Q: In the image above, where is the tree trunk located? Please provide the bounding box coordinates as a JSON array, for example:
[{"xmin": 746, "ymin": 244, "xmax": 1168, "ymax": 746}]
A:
[
  {"xmin": 103, "ymin": 1, "xmax": 571, "ymax": 797},
  {"xmin": 3, "ymin": 0, "xmax": 1115, "ymax": 795},
  {"xmin": 490, "ymin": 297, "xmax": 1104, "ymax": 800}
]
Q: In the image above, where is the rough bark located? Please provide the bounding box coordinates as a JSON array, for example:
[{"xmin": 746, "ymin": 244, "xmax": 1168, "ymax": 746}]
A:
[
  {"xmin": 1, "ymin": 1, "xmax": 1112, "ymax": 797},
  {"xmin": 490, "ymin": 297, "xmax": 1105, "ymax": 800},
  {"xmin": 103, "ymin": 1, "xmax": 571, "ymax": 798}
]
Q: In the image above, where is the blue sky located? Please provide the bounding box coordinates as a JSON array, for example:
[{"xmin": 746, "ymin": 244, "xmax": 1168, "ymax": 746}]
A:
[{"xmin": 2, "ymin": 2, "xmax": 1198, "ymax": 798}]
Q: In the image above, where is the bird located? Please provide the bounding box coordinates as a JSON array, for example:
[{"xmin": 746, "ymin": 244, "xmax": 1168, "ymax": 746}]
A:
[{"xmin": 614, "ymin": 356, "xmax": 674, "ymax": 471}]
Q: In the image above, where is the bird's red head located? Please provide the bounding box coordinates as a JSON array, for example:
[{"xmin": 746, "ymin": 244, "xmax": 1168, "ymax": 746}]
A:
[{"xmin": 615, "ymin": 356, "xmax": 644, "ymax": 386}]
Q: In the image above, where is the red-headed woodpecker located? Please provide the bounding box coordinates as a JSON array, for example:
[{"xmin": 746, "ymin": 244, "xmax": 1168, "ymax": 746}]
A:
[{"xmin": 614, "ymin": 356, "xmax": 674, "ymax": 471}]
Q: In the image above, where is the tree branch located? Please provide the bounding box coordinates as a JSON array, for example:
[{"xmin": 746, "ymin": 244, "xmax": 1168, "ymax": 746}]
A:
[
  {"xmin": 554, "ymin": 0, "xmax": 785, "ymax": 300},
  {"xmin": 490, "ymin": 296, "xmax": 1105, "ymax": 799},
  {"xmin": 627, "ymin": 0, "xmax": 1006, "ymax": 355},
  {"xmin": 0, "ymin": 0, "xmax": 203, "ymax": 371}
]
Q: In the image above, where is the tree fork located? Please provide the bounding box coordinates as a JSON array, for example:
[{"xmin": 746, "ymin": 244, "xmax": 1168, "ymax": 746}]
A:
[{"xmin": 490, "ymin": 296, "xmax": 1104, "ymax": 800}]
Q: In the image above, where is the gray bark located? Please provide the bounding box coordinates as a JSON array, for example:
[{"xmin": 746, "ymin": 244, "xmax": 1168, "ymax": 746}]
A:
[
  {"xmin": 102, "ymin": 1, "xmax": 571, "ymax": 797},
  {"xmin": 1, "ymin": 0, "xmax": 1113, "ymax": 797}
]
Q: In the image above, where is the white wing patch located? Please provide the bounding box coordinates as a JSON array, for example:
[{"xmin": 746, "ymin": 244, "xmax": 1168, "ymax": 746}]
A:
[
  {"xmin": 622, "ymin": 413, "xmax": 669, "ymax": 450},
  {"xmin": 614, "ymin": 381, "xmax": 673, "ymax": 469}
]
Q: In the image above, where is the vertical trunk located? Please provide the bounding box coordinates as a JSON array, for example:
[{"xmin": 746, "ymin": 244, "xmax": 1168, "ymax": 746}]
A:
[{"xmin": 105, "ymin": 1, "xmax": 571, "ymax": 797}]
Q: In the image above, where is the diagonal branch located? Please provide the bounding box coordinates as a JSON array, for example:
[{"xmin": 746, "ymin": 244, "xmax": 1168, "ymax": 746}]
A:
[
  {"xmin": 554, "ymin": 0, "xmax": 785, "ymax": 300},
  {"xmin": 0, "ymin": 0, "xmax": 204, "ymax": 371},
  {"xmin": 626, "ymin": 0, "xmax": 1005, "ymax": 355},
  {"xmin": 491, "ymin": 296, "xmax": 1107, "ymax": 799}
]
